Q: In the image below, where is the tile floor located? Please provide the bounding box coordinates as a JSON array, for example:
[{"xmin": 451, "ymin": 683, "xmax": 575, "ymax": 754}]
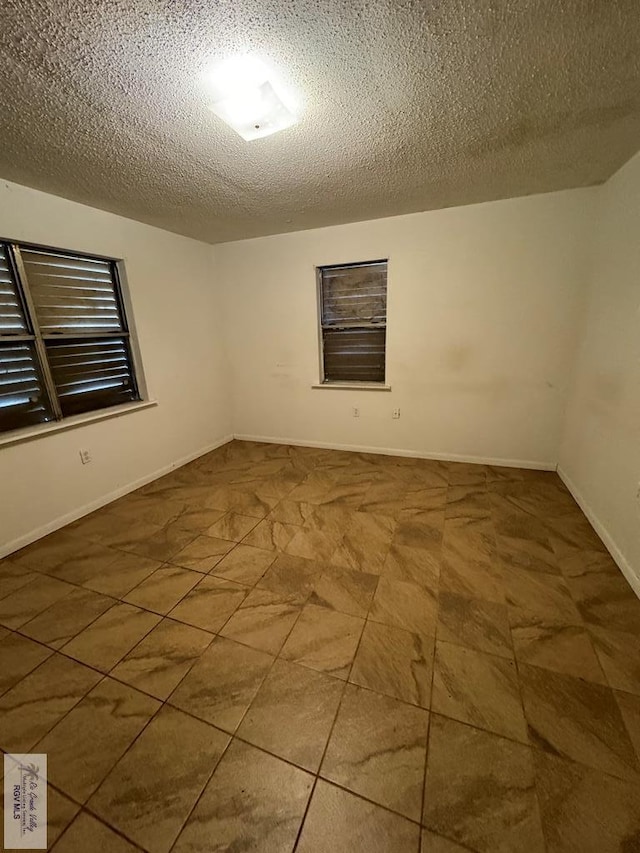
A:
[{"xmin": 1, "ymin": 440, "xmax": 640, "ymax": 852}]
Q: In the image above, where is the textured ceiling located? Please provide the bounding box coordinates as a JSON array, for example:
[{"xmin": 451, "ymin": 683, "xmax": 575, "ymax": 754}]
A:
[{"xmin": 1, "ymin": 1, "xmax": 639, "ymax": 244}]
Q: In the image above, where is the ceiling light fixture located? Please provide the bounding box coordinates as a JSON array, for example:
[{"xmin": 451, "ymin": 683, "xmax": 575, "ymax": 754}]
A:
[{"xmin": 206, "ymin": 56, "xmax": 298, "ymax": 141}]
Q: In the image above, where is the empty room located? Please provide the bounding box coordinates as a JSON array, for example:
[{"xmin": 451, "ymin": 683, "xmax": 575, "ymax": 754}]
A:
[{"xmin": 1, "ymin": 1, "xmax": 639, "ymax": 851}]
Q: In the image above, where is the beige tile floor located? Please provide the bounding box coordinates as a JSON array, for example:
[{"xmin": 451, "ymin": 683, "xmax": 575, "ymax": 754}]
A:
[{"xmin": 1, "ymin": 440, "xmax": 640, "ymax": 852}]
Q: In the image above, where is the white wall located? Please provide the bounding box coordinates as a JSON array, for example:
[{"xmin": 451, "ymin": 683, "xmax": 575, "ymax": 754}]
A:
[
  {"xmin": 216, "ymin": 189, "xmax": 594, "ymax": 467},
  {"xmin": 0, "ymin": 180, "xmax": 232, "ymax": 555},
  {"xmin": 559, "ymin": 153, "xmax": 640, "ymax": 589}
]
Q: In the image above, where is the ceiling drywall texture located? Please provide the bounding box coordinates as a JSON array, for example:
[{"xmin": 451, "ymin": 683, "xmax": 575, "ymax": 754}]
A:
[{"xmin": 1, "ymin": 0, "xmax": 639, "ymax": 244}]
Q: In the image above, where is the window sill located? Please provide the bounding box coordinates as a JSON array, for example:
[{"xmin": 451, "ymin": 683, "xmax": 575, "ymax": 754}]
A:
[
  {"xmin": 311, "ymin": 383, "xmax": 392, "ymax": 392},
  {"xmin": 0, "ymin": 400, "xmax": 158, "ymax": 449}
]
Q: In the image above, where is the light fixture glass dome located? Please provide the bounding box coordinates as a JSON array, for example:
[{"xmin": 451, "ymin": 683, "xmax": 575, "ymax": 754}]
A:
[{"xmin": 206, "ymin": 56, "xmax": 299, "ymax": 141}]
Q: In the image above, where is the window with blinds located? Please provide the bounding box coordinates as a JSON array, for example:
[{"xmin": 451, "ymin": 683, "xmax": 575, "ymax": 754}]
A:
[
  {"xmin": 317, "ymin": 260, "xmax": 388, "ymax": 384},
  {"xmin": 0, "ymin": 241, "xmax": 141, "ymax": 434}
]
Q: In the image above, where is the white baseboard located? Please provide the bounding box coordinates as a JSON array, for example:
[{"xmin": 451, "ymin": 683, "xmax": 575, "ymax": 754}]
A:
[
  {"xmin": 1, "ymin": 434, "xmax": 234, "ymax": 560},
  {"xmin": 557, "ymin": 466, "xmax": 640, "ymax": 598},
  {"xmin": 233, "ymin": 433, "xmax": 557, "ymax": 471}
]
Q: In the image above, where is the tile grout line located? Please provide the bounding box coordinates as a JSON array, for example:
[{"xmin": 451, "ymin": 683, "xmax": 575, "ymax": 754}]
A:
[
  {"xmin": 289, "ymin": 543, "xmax": 382, "ymax": 852},
  {"xmin": 5, "ymin": 558, "xmax": 634, "ymax": 764},
  {"xmin": 161, "ymin": 462, "xmax": 323, "ymax": 853},
  {"xmin": 52, "ymin": 802, "xmax": 149, "ymax": 853},
  {"xmin": 6, "ymin": 510, "xmax": 287, "ymax": 683},
  {"xmin": 163, "ymin": 542, "xmax": 309, "ymax": 853},
  {"xmin": 419, "ymin": 524, "xmax": 447, "ymax": 847},
  {"xmin": 6, "ymin": 528, "xmax": 618, "ymax": 764},
  {"xmin": 3, "ymin": 502, "xmax": 311, "ymax": 767},
  {"xmin": 290, "ymin": 674, "xmax": 352, "ymax": 848},
  {"xmin": 12, "ymin": 606, "xmax": 635, "ymax": 793},
  {"xmin": 2, "ymin": 518, "xmax": 300, "ymax": 820},
  {"xmin": 3, "ymin": 593, "xmax": 179, "ymax": 764},
  {"xmin": 8, "ymin": 448, "xmax": 286, "ymax": 848},
  {"xmin": 2, "ymin": 447, "xmax": 639, "ymax": 849},
  {"xmin": 500, "ymin": 504, "xmax": 556, "ymax": 853},
  {"xmin": 493, "ymin": 498, "xmax": 552, "ymax": 853},
  {"xmin": 53, "ymin": 506, "xmax": 285, "ymax": 850},
  {"xmin": 11, "ymin": 687, "xmax": 639, "ymax": 853}
]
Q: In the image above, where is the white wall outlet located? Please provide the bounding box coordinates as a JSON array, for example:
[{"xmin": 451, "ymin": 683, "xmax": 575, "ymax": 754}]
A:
[
  {"xmin": 79, "ymin": 449, "xmax": 92, "ymax": 464},
  {"xmin": 392, "ymin": 408, "xmax": 401, "ymax": 419},
  {"xmin": 353, "ymin": 406, "xmax": 360, "ymax": 418}
]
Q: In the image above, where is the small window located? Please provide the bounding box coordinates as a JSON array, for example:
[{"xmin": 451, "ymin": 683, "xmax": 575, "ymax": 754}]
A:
[
  {"xmin": 0, "ymin": 241, "xmax": 141, "ymax": 434},
  {"xmin": 317, "ymin": 259, "xmax": 387, "ymax": 384}
]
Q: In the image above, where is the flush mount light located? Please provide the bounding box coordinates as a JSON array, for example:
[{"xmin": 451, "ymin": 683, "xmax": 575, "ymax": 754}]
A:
[{"xmin": 206, "ymin": 56, "xmax": 298, "ymax": 141}]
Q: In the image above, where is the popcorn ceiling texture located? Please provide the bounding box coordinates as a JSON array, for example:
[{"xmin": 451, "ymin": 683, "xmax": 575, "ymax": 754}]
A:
[{"xmin": 1, "ymin": 0, "xmax": 639, "ymax": 244}]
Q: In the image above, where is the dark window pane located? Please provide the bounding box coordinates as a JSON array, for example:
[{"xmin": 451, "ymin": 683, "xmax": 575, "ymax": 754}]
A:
[
  {"xmin": 322, "ymin": 327, "xmax": 386, "ymax": 383},
  {"xmin": 21, "ymin": 248, "xmax": 124, "ymax": 335},
  {"xmin": 321, "ymin": 262, "xmax": 387, "ymax": 327},
  {"xmin": 0, "ymin": 342, "xmax": 53, "ymax": 432},
  {"xmin": 0, "ymin": 245, "xmax": 28, "ymax": 335},
  {"xmin": 45, "ymin": 337, "xmax": 138, "ymax": 417}
]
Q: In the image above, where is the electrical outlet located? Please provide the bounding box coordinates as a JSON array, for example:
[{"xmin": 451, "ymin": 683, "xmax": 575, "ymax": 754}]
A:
[
  {"xmin": 392, "ymin": 408, "xmax": 401, "ymax": 419},
  {"xmin": 353, "ymin": 407, "xmax": 360, "ymax": 418},
  {"xmin": 79, "ymin": 449, "xmax": 92, "ymax": 465}
]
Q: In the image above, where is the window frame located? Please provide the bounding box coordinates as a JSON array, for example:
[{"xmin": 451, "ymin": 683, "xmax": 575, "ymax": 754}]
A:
[
  {"xmin": 315, "ymin": 258, "xmax": 389, "ymax": 388},
  {"xmin": 0, "ymin": 237, "xmax": 148, "ymax": 438}
]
